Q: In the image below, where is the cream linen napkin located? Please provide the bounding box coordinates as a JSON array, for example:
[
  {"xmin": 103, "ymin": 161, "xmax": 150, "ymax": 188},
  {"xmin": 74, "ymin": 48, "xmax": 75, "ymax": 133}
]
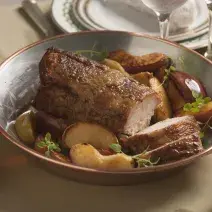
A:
[{"xmin": 0, "ymin": 0, "xmax": 52, "ymax": 63}]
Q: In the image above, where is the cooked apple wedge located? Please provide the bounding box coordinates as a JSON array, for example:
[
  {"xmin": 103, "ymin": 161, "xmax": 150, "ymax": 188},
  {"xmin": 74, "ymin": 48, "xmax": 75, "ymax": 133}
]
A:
[
  {"xmin": 102, "ymin": 58, "xmax": 130, "ymax": 76},
  {"xmin": 132, "ymin": 72, "xmax": 153, "ymax": 86},
  {"xmin": 62, "ymin": 122, "xmax": 118, "ymax": 150},
  {"xmin": 176, "ymin": 102, "xmax": 212, "ymax": 123},
  {"xmin": 70, "ymin": 143, "xmax": 134, "ymax": 170},
  {"xmin": 149, "ymin": 77, "xmax": 172, "ymax": 121}
]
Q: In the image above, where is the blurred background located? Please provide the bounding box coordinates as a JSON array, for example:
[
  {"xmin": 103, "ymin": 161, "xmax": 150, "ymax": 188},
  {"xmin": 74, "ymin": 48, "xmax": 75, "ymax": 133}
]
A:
[{"xmin": 0, "ymin": 0, "xmax": 210, "ymax": 63}]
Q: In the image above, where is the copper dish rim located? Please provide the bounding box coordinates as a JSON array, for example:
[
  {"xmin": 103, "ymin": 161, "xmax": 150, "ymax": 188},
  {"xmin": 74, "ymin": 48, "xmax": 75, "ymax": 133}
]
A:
[{"xmin": 1, "ymin": 30, "xmax": 212, "ymax": 175}]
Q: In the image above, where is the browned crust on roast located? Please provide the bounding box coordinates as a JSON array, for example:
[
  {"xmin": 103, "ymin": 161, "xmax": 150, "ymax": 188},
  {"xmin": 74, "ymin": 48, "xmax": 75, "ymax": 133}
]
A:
[
  {"xmin": 39, "ymin": 47, "xmax": 157, "ymax": 103},
  {"xmin": 121, "ymin": 116, "xmax": 200, "ymax": 154},
  {"xmin": 34, "ymin": 85, "xmax": 135, "ymax": 133},
  {"xmin": 108, "ymin": 49, "xmax": 169, "ymax": 74},
  {"xmin": 144, "ymin": 133, "xmax": 203, "ymax": 163},
  {"xmin": 36, "ymin": 48, "xmax": 159, "ymax": 134}
]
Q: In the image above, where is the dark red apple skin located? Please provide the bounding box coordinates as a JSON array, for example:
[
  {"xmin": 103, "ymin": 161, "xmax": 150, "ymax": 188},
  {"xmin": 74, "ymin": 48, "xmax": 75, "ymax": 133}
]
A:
[{"xmin": 170, "ymin": 71, "xmax": 207, "ymax": 102}]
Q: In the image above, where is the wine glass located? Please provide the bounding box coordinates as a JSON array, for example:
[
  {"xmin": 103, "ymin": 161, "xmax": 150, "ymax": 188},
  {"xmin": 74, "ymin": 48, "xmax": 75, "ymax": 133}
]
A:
[
  {"xmin": 141, "ymin": 0, "xmax": 188, "ymax": 39},
  {"xmin": 204, "ymin": 0, "xmax": 212, "ymax": 60}
]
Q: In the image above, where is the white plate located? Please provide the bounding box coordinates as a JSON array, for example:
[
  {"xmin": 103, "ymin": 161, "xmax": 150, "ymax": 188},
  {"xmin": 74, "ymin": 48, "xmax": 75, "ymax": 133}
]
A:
[
  {"xmin": 71, "ymin": 0, "xmax": 209, "ymax": 42},
  {"xmin": 51, "ymin": 0, "xmax": 209, "ymax": 50}
]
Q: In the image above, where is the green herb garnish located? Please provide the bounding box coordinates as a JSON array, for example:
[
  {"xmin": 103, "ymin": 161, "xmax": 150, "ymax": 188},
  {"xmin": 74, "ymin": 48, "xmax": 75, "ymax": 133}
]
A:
[
  {"xmin": 178, "ymin": 56, "xmax": 185, "ymax": 71},
  {"xmin": 75, "ymin": 43, "xmax": 109, "ymax": 61},
  {"xmin": 132, "ymin": 146, "xmax": 160, "ymax": 168},
  {"xmin": 200, "ymin": 131, "xmax": 205, "ymax": 139},
  {"xmin": 109, "ymin": 143, "xmax": 122, "ymax": 153},
  {"xmin": 37, "ymin": 133, "xmax": 61, "ymax": 157},
  {"xmin": 183, "ymin": 91, "xmax": 211, "ymax": 113},
  {"xmin": 135, "ymin": 157, "xmax": 160, "ymax": 168},
  {"xmin": 198, "ymin": 116, "xmax": 212, "ymax": 139},
  {"xmin": 160, "ymin": 65, "xmax": 176, "ymax": 87}
]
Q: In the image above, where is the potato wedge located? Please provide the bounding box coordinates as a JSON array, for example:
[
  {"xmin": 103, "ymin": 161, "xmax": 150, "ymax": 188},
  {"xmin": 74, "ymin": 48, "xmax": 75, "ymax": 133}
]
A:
[
  {"xmin": 155, "ymin": 67, "xmax": 186, "ymax": 113},
  {"xmin": 108, "ymin": 49, "xmax": 169, "ymax": 74},
  {"xmin": 102, "ymin": 58, "xmax": 130, "ymax": 76},
  {"xmin": 132, "ymin": 72, "xmax": 153, "ymax": 86},
  {"xmin": 70, "ymin": 143, "xmax": 134, "ymax": 170},
  {"xmin": 63, "ymin": 122, "xmax": 118, "ymax": 150},
  {"xmin": 15, "ymin": 110, "xmax": 36, "ymax": 145},
  {"xmin": 176, "ymin": 102, "xmax": 212, "ymax": 123},
  {"xmin": 149, "ymin": 77, "xmax": 172, "ymax": 121}
]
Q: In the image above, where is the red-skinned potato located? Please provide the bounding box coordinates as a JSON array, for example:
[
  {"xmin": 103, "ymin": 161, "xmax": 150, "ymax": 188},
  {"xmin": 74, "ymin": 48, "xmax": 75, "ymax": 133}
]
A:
[
  {"xmin": 176, "ymin": 102, "xmax": 212, "ymax": 123},
  {"xmin": 62, "ymin": 122, "xmax": 118, "ymax": 150},
  {"xmin": 170, "ymin": 71, "xmax": 207, "ymax": 102},
  {"xmin": 108, "ymin": 49, "xmax": 169, "ymax": 74}
]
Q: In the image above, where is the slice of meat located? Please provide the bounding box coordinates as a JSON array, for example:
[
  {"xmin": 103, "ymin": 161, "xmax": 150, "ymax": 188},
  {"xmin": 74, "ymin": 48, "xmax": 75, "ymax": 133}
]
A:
[
  {"xmin": 35, "ymin": 48, "xmax": 160, "ymax": 135},
  {"xmin": 108, "ymin": 49, "xmax": 169, "ymax": 74},
  {"xmin": 34, "ymin": 110, "xmax": 68, "ymax": 140},
  {"xmin": 121, "ymin": 116, "xmax": 200, "ymax": 154},
  {"xmin": 143, "ymin": 133, "xmax": 203, "ymax": 163}
]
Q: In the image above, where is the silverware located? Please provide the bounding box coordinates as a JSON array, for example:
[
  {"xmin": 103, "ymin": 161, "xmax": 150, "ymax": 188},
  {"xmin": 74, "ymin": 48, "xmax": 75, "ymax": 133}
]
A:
[{"xmin": 21, "ymin": 0, "xmax": 55, "ymax": 37}]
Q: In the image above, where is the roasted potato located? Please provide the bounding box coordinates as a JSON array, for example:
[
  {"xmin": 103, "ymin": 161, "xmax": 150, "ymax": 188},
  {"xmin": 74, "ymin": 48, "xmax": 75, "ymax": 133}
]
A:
[
  {"xmin": 176, "ymin": 102, "xmax": 212, "ymax": 123},
  {"xmin": 149, "ymin": 77, "xmax": 172, "ymax": 121},
  {"xmin": 63, "ymin": 122, "xmax": 118, "ymax": 150},
  {"xmin": 108, "ymin": 49, "xmax": 169, "ymax": 74},
  {"xmin": 155, "ymin": 67, "xmax": 186, "ymax": 113},
  {"xmin": 70, "ymin": 143, "xmax": 134, "ymax": 170},
  {"xmin": 132, "ymin": 72, "xmax": 153, "ymax": 86},
  {"xmin": 102, "ymin": 58, "xmax": 130, "ymax": 76},
  {"xmin": 15, "ymin": 110, "xmax": 36, "ymax": 145}
]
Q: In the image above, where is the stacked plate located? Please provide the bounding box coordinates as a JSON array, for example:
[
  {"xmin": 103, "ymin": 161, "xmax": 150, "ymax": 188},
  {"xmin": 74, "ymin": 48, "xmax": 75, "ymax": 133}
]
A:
[{"xmin": 51, "ymin": 0, "xmax": 209, "ymax": 49}]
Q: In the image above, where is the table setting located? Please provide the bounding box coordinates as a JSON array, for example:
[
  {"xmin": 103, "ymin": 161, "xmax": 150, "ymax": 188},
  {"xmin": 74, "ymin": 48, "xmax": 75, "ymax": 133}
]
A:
[{"xmin": 2, "ymin": 1, "xmax": 212, "ymax": 212}]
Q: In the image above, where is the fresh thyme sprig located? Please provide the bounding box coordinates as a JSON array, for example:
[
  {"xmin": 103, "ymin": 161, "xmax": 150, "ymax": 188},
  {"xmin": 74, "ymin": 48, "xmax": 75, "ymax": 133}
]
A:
[
  {"xmin": 37, "ymin": 133, "xmax": 61, "ymax": 157},
  {"xmin": 198, "ymin": 116, "xmax": 212, "ymax": 139},
  {"xmin": 109, "ymin": 143, "xmax": 122, "ymax": 153},
  {"xmin": 75, "ymin": 43, "xmax": 109, "ymax": 61},
  {"xmin": 109, "ymin": 143, "xmax": 160, "ymax": 167},
  {"xmin": 132, "ymin": 146, "xmax": 160, "ymax": 168},
  {"xmin": 160, "ymin": 65, "xmax": 176, "ymax": 86},
  {"xmin": 183, "ymin": 91, "xmax": 211, "ymax": 113}
]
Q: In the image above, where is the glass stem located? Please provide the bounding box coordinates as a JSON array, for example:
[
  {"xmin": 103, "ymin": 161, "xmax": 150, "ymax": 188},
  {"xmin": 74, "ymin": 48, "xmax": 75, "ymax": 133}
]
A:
[
  {"xmin": 207, "ymin": 9, "xmax": 212, "ymax": 56},
  {"xmin": 156, "ymin": 13, "xmax": 171, "ymax": 39}
]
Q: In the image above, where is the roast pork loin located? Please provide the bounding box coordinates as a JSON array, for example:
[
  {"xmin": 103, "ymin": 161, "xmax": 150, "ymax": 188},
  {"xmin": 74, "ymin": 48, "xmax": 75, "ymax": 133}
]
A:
[
  {"xmin": 143, "ymin": 133, "xmax": 203, "ymax": 163},
  {"xmin": 35, "ymin": 48, "xmax": 160, "ymax": 135},
  {"xmin": 121, "ymin": 116, "xmax": 201, "ymax": 154}
]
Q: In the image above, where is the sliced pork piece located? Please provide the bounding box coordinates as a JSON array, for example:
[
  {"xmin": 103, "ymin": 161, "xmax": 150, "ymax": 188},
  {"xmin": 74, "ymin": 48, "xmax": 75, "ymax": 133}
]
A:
[
  {"xmin": 121, "ymin": 116, "xmax": 200, "ymax": 154},
  {"xmin": 142, "ymin": 133, "xmax": 203, "ymax": 163},
  {"xmin": 35, "ymin": 48, "xmax": 159, "ymax": 135}
]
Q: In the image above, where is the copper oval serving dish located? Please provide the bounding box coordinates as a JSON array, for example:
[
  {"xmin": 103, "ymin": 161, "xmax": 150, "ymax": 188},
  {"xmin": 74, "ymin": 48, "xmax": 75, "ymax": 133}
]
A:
[{"xmin": 1, "ymin": 31, "xmax": 212, "ymax": 185}]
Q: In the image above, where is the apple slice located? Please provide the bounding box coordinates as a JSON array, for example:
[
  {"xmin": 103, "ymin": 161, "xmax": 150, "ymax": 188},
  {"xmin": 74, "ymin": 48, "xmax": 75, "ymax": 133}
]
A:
[{"xmin": 62, "ymin": 122, "xmax": 118, "ymax": 150}]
